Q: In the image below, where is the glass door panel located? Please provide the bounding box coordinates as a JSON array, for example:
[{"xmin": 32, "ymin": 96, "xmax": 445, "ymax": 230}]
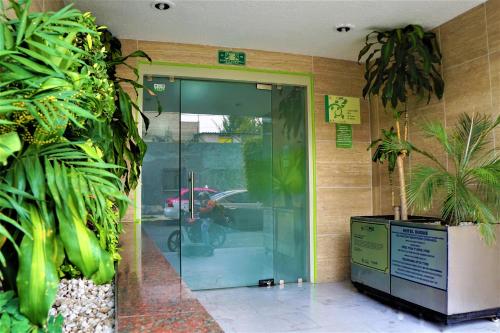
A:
[
  {"xmin": 141, "ymin": 76, "xmax": 309, "ymax": 290},
  {"xmin": 141, "ymin": 76, "xmax": 181, "ymax": 273},
  {"xmin": 179, "ymin": 79, "xmax": 274, "ymax": 290},
  {"xmin": 272, "ymin": 85, "xmax": 308, "ymax": 283}
]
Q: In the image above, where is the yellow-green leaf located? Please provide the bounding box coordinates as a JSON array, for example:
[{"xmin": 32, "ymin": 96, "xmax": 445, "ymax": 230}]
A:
[
  {"xmin": 0, "ymin": 132, "xmax": 21, "ymax": 166},
  {"xmin": 17, "ymin": 205, "xmax": 59, "ymax": 326}
]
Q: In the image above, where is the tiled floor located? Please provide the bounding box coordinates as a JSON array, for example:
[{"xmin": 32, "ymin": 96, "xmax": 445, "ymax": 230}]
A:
[
  {"xmin": 116, "ymin": 223, "xmax": 223, "ymax": 333},
  {"xmin": 118, "ymin": 224, "xmax": 498, "ymax": 333},
  {"xmin": 195, "ymin": 282, "xmax": 500, "ymax": 333}
]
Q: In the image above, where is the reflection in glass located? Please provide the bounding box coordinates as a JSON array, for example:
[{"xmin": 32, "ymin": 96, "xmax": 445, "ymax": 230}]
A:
[
  {"xmin": 140, "ymin": 78, "xmax": 181, "ymax": 274},
  {"xmin": 178, "ymin": 79, "xmax": 273, "ymax": 290},
  {"xmin": 141, "ymin": 77, "xmax": 309, "ymax": 290},
  {"xmin": 272, "ymin": 86, "xmax": 308, "ymax": 282}
]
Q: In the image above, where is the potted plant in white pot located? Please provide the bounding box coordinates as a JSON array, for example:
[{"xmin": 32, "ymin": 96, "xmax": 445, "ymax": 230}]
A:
[
  {"xmin": 398, "ymin": 113, "xmax": 500, "ymax": 322},
  {"xmin": 351, "ymin": 24, "xmax": 444, "ymax": 295}
]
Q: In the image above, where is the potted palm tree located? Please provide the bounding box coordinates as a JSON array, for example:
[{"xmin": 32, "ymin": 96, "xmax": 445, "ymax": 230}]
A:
[
  {"xmin": 351, "ymin": 25, "xmax": 444, "ymax": 295},
  {"xmin": 397, "ymin": 113, "xmax": 500, "ymax": 321},
  {"xmin": 361, "ymin": 24, "xmax": 444, "ymax": 220}
]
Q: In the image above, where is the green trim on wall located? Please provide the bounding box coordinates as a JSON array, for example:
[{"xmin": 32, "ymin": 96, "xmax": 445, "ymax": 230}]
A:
[
  {"xmin": 133, "ymin": 189, "xmax": 139, "ymax": 224},
  {"xmin": 138, "ymin": 60, "xmax": 314, "ymax": 77},
  {"xmin": 309, "ymin": 77, "xmax": 318, "ymax": 283},
  {"xmin": 136, "ymin": 60, "xmax": 318, "ymax": 282},
  {"xmin": 324, "ymin": 95, "xmax": 329, "ymax": 123}
]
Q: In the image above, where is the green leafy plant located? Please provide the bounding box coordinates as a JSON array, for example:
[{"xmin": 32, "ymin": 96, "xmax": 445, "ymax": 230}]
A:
[
  {"xmin": 369, "ymin": 127, "xmax": 412, "ymax": 210},
  {"xmin": 0, "ymin": 291, "xmax": 63, "ymax": 333},
  {"xmin": 91, "ymin": 29, "xmax": 157, "ymax": 193},
  {"xmin": 359, "ymin": 24, "xmax": 444, "ymax": 220},
  {"xmin": 0, "ymin": 0, "xmax": 155, "ymax": 329},
  {"xmin": 408, "ymin": 113, "xmax": 500, "ymax": 243}
]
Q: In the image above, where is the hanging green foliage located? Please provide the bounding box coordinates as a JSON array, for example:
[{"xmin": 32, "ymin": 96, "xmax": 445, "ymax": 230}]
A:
[
  {"xmin": 358, "ymin": 24, "xmax": 444, "ymax": 108},
  {"xmin": 0, "ymin": 291, "xmax": 63, "ymax": 332},
  {"xmin": 359, "ymin": 24, "xmax": 445, "ymax": 220},
  {"xmin": 0, "ymin": 0, "xmax": 157, "ymax": 329}
]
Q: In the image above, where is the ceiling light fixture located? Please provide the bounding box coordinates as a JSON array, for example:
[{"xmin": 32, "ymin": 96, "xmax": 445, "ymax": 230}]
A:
[
  {"xmin": 336, "ymin": 24, "xmax": 355, "ymax": 33},
  {"xmin": 152, "ymin": 1, "xmax": 174, "ymax": 11}
]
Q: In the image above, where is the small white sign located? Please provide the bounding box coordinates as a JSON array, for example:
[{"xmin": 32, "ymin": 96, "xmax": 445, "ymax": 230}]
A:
[{"xmin": 153, "ymin": 83, "xmax": 166, "ymax": 92}]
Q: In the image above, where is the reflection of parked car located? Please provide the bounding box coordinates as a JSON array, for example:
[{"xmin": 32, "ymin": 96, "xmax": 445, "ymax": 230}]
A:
[
  {"xmin": 164, "ymin": 188, "xmax": 218, "ymax": 219},
  {"xmin": 210, "ymin": 190, "xmax": 263, "ymax": 230}
]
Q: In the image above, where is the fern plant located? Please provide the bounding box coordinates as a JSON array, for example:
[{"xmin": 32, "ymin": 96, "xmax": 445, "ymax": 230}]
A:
[
  {"xmin": 359, "ymin": 24, "xmax": 445, "ymax": 220},
  {"xmin": 408, "ymin": 113, "xmax": 500, "ymax": 243}
]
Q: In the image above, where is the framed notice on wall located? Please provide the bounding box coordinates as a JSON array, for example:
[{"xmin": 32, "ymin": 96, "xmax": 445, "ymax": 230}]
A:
[
  {"xmin": 336, "ymin": 124, "xmax": 352, "ymax": 148},
  {"xmin": 325, "ymin": 95, "xmax": 361, "ymax": 124},
  {"xmin": 325, "ymin": 95, "xmax": 360, "ymax": 149}
]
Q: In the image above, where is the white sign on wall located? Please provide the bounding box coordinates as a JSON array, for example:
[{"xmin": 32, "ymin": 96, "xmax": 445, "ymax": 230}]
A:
[{"xmin": 391, "ymin": 225, "xmax": 447, "ymax": 290}]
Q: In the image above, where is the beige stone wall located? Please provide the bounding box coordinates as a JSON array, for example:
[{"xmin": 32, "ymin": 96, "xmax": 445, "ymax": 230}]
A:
[
  {"xmin": 2, "ymin": 0, "xmax": 64, "ymax": 13},
  {"xmin": 117, "ymin": 40, "xmax": 373, "ymax": 282},
  {"xmin": 312, "ymin": 58, "xmax": 372, "ymax": 282},
  {"xmin": 371, "ymin": 0, "xmax": 500, "ymax": 216}
]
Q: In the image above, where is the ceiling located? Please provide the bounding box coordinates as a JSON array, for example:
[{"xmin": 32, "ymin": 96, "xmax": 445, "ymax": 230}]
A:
[{"xmin": 67, "ymin": 0, "xmax": 484, "ymax": 61}]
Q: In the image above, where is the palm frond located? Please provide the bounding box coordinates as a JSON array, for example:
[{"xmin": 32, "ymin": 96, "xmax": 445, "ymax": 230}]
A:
[
  {"xmin": 408, "ymin": 166, "xmax": 448, "ymax": 212},
  {"xmin": 421, "ymin": 121, "xmax": 452, "ymax": 156},
  {"xmin": 410, "ymin": 112, "xmax": 499, "ymax": 242},
  {"xmin": 452, "ymin": 113, "xmax": 499, "ymax": 168}
]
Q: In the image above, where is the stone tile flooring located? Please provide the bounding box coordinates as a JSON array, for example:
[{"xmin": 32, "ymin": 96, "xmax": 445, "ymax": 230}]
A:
[
  {"xmin": 195, "ymin": 282, "xmax": 500, "ymax": 333},
  {"xmin": 116, "ymin": 224, "xmax": 222, "ymax": 333}
]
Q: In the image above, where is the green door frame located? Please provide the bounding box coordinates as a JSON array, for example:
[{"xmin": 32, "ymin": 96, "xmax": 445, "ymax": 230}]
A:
[{"xmin": 134, "ymin": 61, "xmax": 318, "ymax": 283}]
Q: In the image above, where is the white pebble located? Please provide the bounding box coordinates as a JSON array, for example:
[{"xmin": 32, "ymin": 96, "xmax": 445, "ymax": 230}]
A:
[{"xmin": 50, "ymin": 278, "xmax": 115, "ymax": 333}]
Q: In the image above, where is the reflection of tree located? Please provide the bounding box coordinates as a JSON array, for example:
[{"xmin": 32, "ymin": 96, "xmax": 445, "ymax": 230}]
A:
[
  {"xmin": 240, "ymin": 86, "xmax": 307, "ymax": 207},
  {"xmin": 274, "ymin": 86, "xmax": 307, "ymax": 208},
  {"xmin": 277, "ymin": 87, "xmax": 306, "ymax": 139},
  {"xmin": 164, "ymin": 128, "xmax": 175, "ymax": 142},
  {"xmin": 273, "ymin": 148, "xmax": 305, "ymax": 208},
  {"xmin": 243, "ymin": 137, "xmax": 272, "ymax": 205},
  {"xmin": 219, "ymin": 115, "xmax": 262, "ymax": 135}
]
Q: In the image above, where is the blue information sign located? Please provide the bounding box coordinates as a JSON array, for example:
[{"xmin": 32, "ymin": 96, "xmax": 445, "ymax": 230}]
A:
[{"xmin": 391, "ymin": 225, "xmax": 447, "ymax": 290}]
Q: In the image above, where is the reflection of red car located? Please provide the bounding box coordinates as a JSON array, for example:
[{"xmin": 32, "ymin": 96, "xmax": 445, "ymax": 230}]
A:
[{"xmin": 164, "ymin": 188, "xmax": 218, "ymax": 219}]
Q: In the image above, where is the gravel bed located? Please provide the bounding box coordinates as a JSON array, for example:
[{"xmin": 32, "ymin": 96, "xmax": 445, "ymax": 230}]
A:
[{"xmin": 49, "ymin": 278, "xmax": 115, "ymax": 333}]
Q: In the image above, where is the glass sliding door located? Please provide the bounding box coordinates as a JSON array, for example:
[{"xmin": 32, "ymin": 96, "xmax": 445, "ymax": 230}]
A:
[
  {"xmin": 179, "ymin": 79, "xmax": 274, "ymax": 290},
  {"xmin": 141, "ymin": 75, "xmax": 309, "ymax": 290}
]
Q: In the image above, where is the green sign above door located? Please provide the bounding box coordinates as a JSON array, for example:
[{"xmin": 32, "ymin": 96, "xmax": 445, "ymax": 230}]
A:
[{"xmin": 218, "ymin": 50, "xmax": 246, "ymax": 65}]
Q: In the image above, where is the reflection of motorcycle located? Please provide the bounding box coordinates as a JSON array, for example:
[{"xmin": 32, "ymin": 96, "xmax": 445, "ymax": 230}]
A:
[{"xmin": 167, "ymin": 211, "xmax": 228, "ymax": 252}]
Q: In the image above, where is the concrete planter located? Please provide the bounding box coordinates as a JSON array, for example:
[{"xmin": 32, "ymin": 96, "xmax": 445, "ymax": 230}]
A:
[{"xmin": 350, "ymin": 216, "xmax": 500, "ymax": 323}]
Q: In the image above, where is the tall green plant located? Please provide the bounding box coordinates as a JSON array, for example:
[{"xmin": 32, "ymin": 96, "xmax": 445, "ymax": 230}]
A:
[
  {"xmin": 91, "ymin": 29, "xmax": 156, "ymax": 193},
  {"xmin": 359, "ymin": 24, "xmax": 444, "ymax": 220},
  {"xmin": 0, "ymin": 0, "xmax": 154, "ymax": 329},
  {"xmin": 408, "ymin": 113, "xmax": 500, "ymax": 243}
]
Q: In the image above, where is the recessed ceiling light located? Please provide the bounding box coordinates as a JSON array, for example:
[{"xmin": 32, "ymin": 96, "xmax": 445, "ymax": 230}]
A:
[
  {"xmin": 152, "ymin": 1, "xmax": 174, "ymax": 11},
  {"xmin": 336, "ymin": 24, "xmax": 355, "ymax": 33}
]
